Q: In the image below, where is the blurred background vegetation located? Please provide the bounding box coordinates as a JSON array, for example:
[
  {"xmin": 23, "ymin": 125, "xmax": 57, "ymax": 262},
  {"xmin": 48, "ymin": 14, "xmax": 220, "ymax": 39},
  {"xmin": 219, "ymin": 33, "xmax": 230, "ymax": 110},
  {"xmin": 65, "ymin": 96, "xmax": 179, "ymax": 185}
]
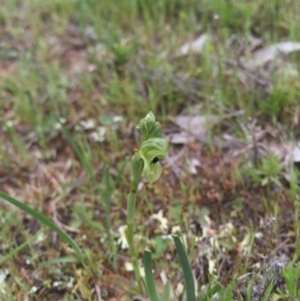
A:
[{"xmin": 1, "ymin": 0, "xmax": 300, "ymax": 300}]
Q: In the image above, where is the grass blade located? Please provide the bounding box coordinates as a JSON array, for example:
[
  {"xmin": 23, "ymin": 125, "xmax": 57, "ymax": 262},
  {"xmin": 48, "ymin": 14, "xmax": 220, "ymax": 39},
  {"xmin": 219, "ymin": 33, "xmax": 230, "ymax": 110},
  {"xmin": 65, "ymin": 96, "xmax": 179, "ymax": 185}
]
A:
[
  {"xmin": 172, "ymin": 235, "xmax": 196, "ymax": 301},
  {"xmin": 199, "ymin": 282, "xmax": 222, "ymax": 301},
  {"xmin": 144, "ymin": 249, "xmax": 160, "ymax": 301},
  {"xmin": 113, "ymin": 158, "xmax": 128, "ymax": 189},
  {"xmin": 104, "ymin": 166, "xmax": 112, "ymax": 232},
  {"xmin": 162, "ymin": 280, "xmax": 171, "ymax": 301},
  {"xmin": 103, "ymin": 165, "xmax": 118, "ymax": 270},
  {"xmin": 0, "ymin": 228, "xmax": 45, "ymax": 265},
  {"xmin": 0, "ymin": 191, "xmax": 82, "ymax": 258}
]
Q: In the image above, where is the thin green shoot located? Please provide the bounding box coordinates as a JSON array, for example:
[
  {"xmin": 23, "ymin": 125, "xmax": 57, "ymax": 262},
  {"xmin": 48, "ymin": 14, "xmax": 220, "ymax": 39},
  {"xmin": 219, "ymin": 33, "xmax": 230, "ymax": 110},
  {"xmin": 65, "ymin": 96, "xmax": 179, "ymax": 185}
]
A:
[
  {"xmin": 0, "ymin": 228, "xmax": 46, "ymax": 265},
  {"xmin": 0, "ymin": 191, "xmax": 83, "ymax": 259}
]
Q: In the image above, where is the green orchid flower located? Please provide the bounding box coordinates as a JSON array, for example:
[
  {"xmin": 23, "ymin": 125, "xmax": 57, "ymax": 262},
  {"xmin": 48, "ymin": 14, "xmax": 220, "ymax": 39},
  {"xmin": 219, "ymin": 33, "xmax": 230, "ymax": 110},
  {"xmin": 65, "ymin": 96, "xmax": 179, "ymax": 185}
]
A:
[
  {"xmin": 139, "ymin": 137, "xmax": 169, "ymax": 183},
  {"xmin": 137, "ymin": 111, "xmax": 162, "ymax": 140}
]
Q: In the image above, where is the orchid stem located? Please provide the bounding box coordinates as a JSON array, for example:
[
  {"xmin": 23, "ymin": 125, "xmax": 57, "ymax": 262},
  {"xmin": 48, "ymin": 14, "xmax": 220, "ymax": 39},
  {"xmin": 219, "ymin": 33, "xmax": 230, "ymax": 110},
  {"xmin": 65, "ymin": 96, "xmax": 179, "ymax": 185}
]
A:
[{"xmin": 125, "ymin": 156, "xmax": 143, "ymax": 293}]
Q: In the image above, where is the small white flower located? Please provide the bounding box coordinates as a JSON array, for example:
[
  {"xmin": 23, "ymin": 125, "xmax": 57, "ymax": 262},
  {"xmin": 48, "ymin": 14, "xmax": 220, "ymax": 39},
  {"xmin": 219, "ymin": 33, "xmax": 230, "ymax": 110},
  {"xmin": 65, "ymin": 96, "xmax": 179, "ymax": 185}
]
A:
[
  {"xmin": 90, "ymin": 126, "xmax": 106, "ymax": 142},
  {"xmin": 124, "ymin": 261, "xmax": 145, "ymax": 277},
  {"xmin": 54, "ymin": 123, "xmax": 61, "ymax": 130},
  {"xmin": 0, "ymin": 269, "xmax": 9, "ymax": 294},
  {"xmin": 255, "ymin": 232, "xmax": 264, "ymax": 238},
  {"xmin": 161, "ymin": 225, "xmax": 181, "ymax": 240},
  {"xmin": 53, "ymin": 281, "xmax": 62, "ymax": 287},
  {"xmin": 2, "ymin": 120, "xmax": 14, "ymax": 131},
  {"xmin": 53, "ymin": 117, "xmax": 66, "ymax": 130},
  {"xmin": 99, "ymin": 235, "xmax": 107, "ymax": 243},
  {"xmin": 151, "ymin": 210, "xmax": 168, "ymax": 232},
  {"xmin": 117, "ymin": 225, "xmax": 129, "ymax": 250},
  {"xmin": 219, "ymin": 223, "xmax": 234, "ymax": 238},
  {"xmin": 66, "ymin": 277, "xmax": 75, "ymax": 289},
  {"xmin": 113, "ymin": 116, "xmax": 123, "ymax": 123},
  {"xmin": 171, "ymin": 225, "xmax": 181, "ymax": 235},
  {"xmin": 75, "ymin": 124, "xmax": 82, "ymax": 131},
  {"xmin": 125, "ymin": 261, "xmax": 133, "ymax": 271},
  {"xmin": 208, "ymin": 256, "xmax": 217, "ymax": 274},
  {"xmin": 35, "ymin": 232, "xmax": 46, "ymax": 244},
  {"xmin": 0, "ymin": 269, "xmax": 9, "ymax": 284},
  {"xmin": 175, "ymin": 282, "xmax": 184, "ymax": 295},
  {"xmin": 79, "ymin": 119, "xmax": 95, "ymax": 130},
  {"xmin": 29, "ymin": 286, "xmax": 39, "ymax": 294}
]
